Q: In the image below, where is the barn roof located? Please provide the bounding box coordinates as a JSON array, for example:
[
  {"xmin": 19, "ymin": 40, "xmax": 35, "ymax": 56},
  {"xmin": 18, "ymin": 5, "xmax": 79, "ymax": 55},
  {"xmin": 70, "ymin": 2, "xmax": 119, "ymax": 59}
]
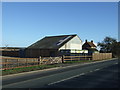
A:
[{"xmin": 27, "ymin": 34, "xmax": 77, "ymax": 49}]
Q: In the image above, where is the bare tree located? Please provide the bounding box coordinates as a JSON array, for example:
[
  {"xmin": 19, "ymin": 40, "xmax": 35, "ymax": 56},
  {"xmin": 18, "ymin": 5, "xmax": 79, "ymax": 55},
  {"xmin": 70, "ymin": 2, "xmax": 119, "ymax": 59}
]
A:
[{"xmin": 5, "ymin": 44, "xmax": 9, "ymax": 49}]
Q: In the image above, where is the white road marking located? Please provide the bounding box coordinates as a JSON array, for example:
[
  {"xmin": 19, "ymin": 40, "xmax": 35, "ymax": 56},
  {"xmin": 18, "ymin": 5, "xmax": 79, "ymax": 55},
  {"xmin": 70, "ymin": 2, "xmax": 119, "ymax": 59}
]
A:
[
  {"xmin": 48, "ymin": 73, "xmax": 85, "ymax": 85},
  {"xmin": 89, "ymin": 70, "xmax": 93, "ymax": 73},
  {"xmin": 48, "ymin": 65, "xmax": 110, "ymax": 86},
  {"xmin": 3, "ymin": 58, "xmax": 116, "ymax": 78},
  {"xmin": 94, "ymin": 68, "xmax": 100, "ymax": 71}
]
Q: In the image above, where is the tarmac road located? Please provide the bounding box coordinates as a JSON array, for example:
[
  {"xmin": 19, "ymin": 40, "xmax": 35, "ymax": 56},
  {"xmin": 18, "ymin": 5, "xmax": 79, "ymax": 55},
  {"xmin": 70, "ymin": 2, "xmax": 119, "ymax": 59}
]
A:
[
  {"xmin": 45, "ymin": 62, "xmax": 119, "ymax": 88},
  {"xmin": 2, "ymin": 58, "xmax": 119, "ymax": 89}
]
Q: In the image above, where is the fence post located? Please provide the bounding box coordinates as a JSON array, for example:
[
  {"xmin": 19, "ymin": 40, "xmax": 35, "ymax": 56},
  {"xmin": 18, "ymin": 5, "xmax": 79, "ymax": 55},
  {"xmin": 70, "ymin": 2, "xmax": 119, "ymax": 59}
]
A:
[
  {"xmin": 6, "ymin": 59, "xmax": 8, "ymax": 74},
  {"xmin": 34, "ymin": 59, "xmax": 35, "ymax": 65},
  {"xmin": 38, "ymin": 56, "xmax": 41, "ymax": 65},
  {"xmin": 85, "ymin": 55, "xmax": 86, "ymax": 60},
  {"xmin": 5, "ymin": 59, "xmax": 7, "ymax": 70},
  {"xmin": 17, "ymin": 59, "xmax": 19, "ymax": 67},
  {"xmin": 62, "ymin": 55, "xmax": 64, "ymax": 63},
  {"xmin": 26, "ymin": 59, "xmax": 28, "ymax": 67},
  {"xmin": 89, "ymin": 56, "xmax": 91, "ymax": 61},
  {"xmin": 92, "ymin": 53, "xmax": 94, "ymax": 60},
  {"xmin": 40, "ymin": 56, "xmax": 42, "ymax": 65}
]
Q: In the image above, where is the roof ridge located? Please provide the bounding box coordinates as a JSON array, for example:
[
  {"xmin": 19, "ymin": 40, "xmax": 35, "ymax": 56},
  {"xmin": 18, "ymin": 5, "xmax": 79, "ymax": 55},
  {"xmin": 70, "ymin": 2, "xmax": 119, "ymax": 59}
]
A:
[
  {"xmin": 27, "ymin": 34, "xmax": 77, "ymax": 49},
  {"xmin": 45, "ymin": 34, "xmax": 77, "ymax": 38},
  {"xmin": 87, "ymin": 42, "xmax": 96, "ymax": 47}
]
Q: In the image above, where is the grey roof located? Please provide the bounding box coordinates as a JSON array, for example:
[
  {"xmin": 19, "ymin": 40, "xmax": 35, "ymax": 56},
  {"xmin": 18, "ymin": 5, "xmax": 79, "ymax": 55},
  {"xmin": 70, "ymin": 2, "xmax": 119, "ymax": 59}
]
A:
[{"xmin": 27, "ymin": 34, "xmax": 77, "ymax": 49}]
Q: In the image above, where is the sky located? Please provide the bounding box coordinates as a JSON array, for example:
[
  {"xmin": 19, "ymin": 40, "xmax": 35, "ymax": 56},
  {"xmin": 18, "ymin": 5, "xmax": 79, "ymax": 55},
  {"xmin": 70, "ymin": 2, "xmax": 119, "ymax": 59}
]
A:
[{"xmin": 2, "ymin": 2, "xmax": 118, "ymax": 47}]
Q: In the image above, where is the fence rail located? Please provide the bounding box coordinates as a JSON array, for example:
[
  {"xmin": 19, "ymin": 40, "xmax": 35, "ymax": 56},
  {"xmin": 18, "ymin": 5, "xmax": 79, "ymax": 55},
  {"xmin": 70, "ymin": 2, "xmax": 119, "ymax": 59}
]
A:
[
  {"xmin": 63, "ymin": 55, "xmax": 92, "ymax": 61},
  {"xmin": 0, "ymin": 53, "xmax": 112, "ymax": 70},
  {"xmin": 0, "ymin": 56, "xmax": 62, "ymax": 70}
]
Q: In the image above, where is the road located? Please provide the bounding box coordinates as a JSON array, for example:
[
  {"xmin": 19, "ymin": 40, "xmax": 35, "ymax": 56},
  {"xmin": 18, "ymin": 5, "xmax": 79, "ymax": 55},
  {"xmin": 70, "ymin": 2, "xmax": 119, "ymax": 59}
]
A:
[{"xmin": 2, "ymin": 58, "xmax": 119, "ymax": 89}]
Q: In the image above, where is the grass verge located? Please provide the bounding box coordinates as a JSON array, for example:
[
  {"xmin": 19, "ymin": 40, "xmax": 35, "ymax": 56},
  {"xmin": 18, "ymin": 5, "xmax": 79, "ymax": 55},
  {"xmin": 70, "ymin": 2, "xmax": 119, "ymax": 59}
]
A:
[
  {"xmin": 2, "ymin": 59, "xmax": 112, "ymax": 76},
  {"xmin": 2, "ymin": 64, "xmax": 59, "ymax": 76}
]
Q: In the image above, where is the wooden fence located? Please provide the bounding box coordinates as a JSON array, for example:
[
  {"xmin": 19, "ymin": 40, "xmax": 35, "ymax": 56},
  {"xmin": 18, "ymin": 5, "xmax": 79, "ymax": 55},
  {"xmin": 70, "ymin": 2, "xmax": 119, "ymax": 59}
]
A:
[
  {"xmin": 0, "ymin": 53, "xmax": 112, "ymax": 70},
  {"xmin": 63, "ymin": 55, "xmax": 92, "ymax": 61},
  {"xmin": 92, "ymin": 53, "xmax": 112, "ymax": 60},
  {"xmin": 0, "ymin": 56, "xmax": 62, "ymax": 70}
]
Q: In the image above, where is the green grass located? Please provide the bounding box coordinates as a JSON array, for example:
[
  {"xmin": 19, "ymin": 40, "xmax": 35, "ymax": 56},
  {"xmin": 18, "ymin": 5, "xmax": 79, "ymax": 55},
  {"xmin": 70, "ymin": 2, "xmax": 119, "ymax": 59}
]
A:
[
  {"xmin": 2, "ymin": 64, "xmax": 59, "ymax": 75},
  {"xmin": 2, "ymin": 60, "xmax": 92, "ymax": 75},
  {"xmin": 2, "ymin": 59, "xmax": 111, "ymax": 76}
]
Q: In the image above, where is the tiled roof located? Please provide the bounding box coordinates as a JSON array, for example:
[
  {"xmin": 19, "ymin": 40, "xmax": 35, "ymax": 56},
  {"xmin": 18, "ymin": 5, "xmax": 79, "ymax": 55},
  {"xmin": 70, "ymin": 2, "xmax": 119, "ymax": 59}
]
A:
[
  {"xmin": 27, "ymin": 34, "xmax": 77, "ymax": 49},
  {"xmin": 82, "ymin": 41, "xmax": 97, "ymax": 50},
  {"xmin": 87, "ymin": 42, "xmax": 96, "ymax": 47}
]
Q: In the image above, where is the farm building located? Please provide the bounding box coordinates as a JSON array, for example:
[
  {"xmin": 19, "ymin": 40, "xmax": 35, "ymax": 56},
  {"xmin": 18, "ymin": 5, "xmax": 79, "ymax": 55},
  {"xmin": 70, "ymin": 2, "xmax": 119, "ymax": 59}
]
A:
[
  {"xmin": 25, "ymin": 34, "xmax": 87, "ymax": 58},
  {"xmin": 1, "ymin": 47, "xmax": 25, "ymax": 57},
  {"xmin": 82, "ymin": 40, "xmax": 98, "ymax": 55}
]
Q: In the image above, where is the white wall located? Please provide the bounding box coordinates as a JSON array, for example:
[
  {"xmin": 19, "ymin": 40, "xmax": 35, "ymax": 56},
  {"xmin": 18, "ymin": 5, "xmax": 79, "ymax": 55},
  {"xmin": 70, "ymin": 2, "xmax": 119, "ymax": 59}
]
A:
[{"xmin": 59, "ymin": 36, "xmax": 82, "ymax": 50}]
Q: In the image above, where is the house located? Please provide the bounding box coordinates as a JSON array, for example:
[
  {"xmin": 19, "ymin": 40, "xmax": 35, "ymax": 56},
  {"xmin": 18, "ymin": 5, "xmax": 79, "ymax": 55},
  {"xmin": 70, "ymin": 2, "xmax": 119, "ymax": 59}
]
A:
[
  {"xmin": 25, "ymin": 34, "xmax": 84, "ymax": 57},
  {"xmin": 82, "ymin": 40, "xmax": 98, "ymax": 55}
]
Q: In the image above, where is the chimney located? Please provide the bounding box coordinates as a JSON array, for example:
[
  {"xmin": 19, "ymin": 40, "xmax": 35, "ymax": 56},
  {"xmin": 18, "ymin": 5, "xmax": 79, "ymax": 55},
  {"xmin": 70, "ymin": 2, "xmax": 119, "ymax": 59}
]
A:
[
  {"xmin": 85, "ymin": 39, "xmax": 87, "ymax": 42},
  {"xmin": 91, "ymin": 40, "xmax": 93, "ymax": 43}
]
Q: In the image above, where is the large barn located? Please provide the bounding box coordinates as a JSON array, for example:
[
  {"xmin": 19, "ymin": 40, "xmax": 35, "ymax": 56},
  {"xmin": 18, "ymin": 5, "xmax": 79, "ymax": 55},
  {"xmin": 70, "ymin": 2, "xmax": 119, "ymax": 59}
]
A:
[{"xmin": 25, "ymin": 34, "xmax": 84, "ymax": 58}]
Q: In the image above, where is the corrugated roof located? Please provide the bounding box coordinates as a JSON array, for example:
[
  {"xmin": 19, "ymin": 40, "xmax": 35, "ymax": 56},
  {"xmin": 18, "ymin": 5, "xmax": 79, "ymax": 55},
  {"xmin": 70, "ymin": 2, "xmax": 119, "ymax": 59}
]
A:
[{"xmin": 27, "ymin": 34, "xmax": 77, "ymax": 49}]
